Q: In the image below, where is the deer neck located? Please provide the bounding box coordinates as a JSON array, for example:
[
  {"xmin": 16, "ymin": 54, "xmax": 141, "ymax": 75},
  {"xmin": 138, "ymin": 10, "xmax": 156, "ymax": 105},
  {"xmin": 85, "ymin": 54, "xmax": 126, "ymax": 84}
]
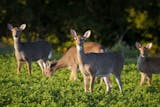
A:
[
  {"xmin": 13, "ymin": 38, "xmax": 21, "ymax": 52},
  {"xmin": 137, "ymin": 54, "xmax": 145, "ymax": 66},
  {"xmin": 76, "ymin": 44, "xmax": 85, "ymax": 65},
  {"xmin": 53, "ymin": 60, "xmax": 67, "ymax": 71},
  {"xmin": 76, "ymin": 44, "xmax": 89, "ymax": 76},
  {"xmin": 138, "ymin": 52, "xmax": 148, "ymax": 60}
]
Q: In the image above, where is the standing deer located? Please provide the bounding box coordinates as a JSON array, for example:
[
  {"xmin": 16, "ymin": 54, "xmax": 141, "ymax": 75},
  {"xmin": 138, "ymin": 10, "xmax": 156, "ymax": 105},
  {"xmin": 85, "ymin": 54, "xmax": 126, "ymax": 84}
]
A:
[
  {"xmin": 8, "ymin": 24, "xmax": 52, "ymax": 75},
  {"xmin": 43, "ymin": 42, "xmax": 109, "ymax": 80},
  {"xmin": 136, "ymin": 42, "xmax": 160, "ymax": 86},
  {"xmin": 70, "ymin": 29, "xmax": 124, "ymax": 93}
]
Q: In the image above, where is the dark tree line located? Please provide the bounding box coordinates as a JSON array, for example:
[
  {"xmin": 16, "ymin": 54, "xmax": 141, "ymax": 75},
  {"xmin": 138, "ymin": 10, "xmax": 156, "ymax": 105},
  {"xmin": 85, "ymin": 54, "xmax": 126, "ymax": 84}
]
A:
[{"xmin": 0, "ymin": 0, "xmax": 160, "ymax": 52}]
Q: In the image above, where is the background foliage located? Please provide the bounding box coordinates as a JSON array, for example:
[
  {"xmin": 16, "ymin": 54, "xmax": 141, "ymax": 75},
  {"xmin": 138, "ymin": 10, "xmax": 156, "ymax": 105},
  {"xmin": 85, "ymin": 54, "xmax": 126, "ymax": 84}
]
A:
[{"xmin": 0, "ymin": 0, "xmax": 160, "ymax": 52}]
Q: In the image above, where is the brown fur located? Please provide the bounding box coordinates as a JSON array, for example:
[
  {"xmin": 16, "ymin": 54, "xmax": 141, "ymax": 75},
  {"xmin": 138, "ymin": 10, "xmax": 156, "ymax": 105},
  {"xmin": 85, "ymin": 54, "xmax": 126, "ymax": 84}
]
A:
[
  {"xmin": 8, "ymin": 24, "xmax": 52, "ymax": 75},
  {"xmin": 136, "ymin": 42, "xmax": 160, "ymax": 86},
  {"xmin": 43, "ymin": 42, "xmax": 105, "ymax": 80},
  {"xmin": 70, "ymin": 29, "xmax": 124, "ymax": 93}
]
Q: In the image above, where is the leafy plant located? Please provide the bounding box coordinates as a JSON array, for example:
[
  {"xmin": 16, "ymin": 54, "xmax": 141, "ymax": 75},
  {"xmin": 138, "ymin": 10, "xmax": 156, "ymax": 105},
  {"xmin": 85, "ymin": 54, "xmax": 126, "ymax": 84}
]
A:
[{"xmin": 1, "ymin": 52, "xmax": 160, "ymax": 107}]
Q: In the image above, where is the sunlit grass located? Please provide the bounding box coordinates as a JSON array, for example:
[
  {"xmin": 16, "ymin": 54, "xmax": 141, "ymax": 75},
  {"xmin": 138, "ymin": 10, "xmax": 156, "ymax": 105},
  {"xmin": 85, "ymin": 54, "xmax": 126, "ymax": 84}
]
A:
[{"xmin": 0, "ymin": 53, "xmax": 160, "ymax": 107}]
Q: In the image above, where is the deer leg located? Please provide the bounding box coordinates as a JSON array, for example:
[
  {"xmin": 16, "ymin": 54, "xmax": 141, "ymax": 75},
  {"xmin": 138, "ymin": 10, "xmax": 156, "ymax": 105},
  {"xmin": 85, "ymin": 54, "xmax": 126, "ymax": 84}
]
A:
[
  {"xmin": 83, "ymin": 75, "xmax": 89, "ymax": 92},
  {"xmin": 103, "ymin": 76, "xmax": 111, "ymax": 94},
  {"xmin": 98, "ymin": 77, "xmax": 104, "ymax": 91},
  {"xmin": 26, "ymin": 61, "xmax": 31, "ymax": 75},
  {"xmin": 89, "ymin": 76, "xmax": 95, "ymax": 93},
  {"xmin": 69, "ymin": 65, "xmax": 78, "ymax": 81},
  {"xmin": 140, "ymin": 72, "xmax": 146, "ymax": 86},
  {"xmin": 100, "ymin": 77, "xmax": 104, "ymax": 85},
  {"xmin": 17, "ymin": 61, "xmax": 22, "ymax": 74},
  {"xmin": 37, "ymin": 59, "xmax": 44, "ymax": 74},
  {"xmin": 107, "ymin": 75, "xmax": 112, "ymax": 88},
  {"xmin": 80, "ymin": 65, "xmax": 89, "ymax": 92},
  {"xmin": 115, "ymin": 75, "xmax": 123, "ymax": 94},
  {"xmin": 100, "ymin": 75, "xmax": 112, "ymax": 89},
  {"xmin": 146, "ymin": 73, "xmax": 152, "ymax": 86}
]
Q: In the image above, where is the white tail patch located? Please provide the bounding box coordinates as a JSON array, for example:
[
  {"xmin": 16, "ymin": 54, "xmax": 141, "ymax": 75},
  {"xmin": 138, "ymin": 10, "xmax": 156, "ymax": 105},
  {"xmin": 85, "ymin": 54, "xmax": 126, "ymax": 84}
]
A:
[
  {"xmin": 100, "ymin": 49, "xmax": 104, "ymax": 53},
  {"xmin": 48, "ymin": 51, "xmax": 52, "ymax": 59}
]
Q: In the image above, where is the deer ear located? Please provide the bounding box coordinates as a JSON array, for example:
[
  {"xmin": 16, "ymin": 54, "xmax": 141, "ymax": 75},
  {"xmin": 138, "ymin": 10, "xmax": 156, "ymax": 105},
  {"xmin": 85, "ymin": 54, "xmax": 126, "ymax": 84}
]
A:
[
  {"xmin": 43, "ymin": 60, "xmax": 51, "ymax": 68},
  {"xmin": 70, "ymin": 29, "xmax": 78, "ymax": 40},
  {"xmin": 146, "ymin": 43, "xmax": 152, "ymax": 49},
  {"xmin": 135, "ymin": 42, "xmax": 142, "ymax": 49},
  {"xmin": 19, "ymin": 24, "xmax": 26, "ymax": 30},
  {"xmin": 83, "ymin": 30, "xmax": 91, "ymax": 39},
  {"xmin": 46, "ymin": 60, "xmax": 51, "ymax": 67},
  {"xmin": 7, "ymin": 24, "xmax": 13, "ymax": 30}
]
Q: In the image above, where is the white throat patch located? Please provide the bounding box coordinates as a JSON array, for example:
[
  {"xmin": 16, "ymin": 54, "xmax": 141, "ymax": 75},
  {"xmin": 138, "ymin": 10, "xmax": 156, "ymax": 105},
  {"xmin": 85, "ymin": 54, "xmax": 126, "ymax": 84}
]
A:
[
  {"xmin": 140, "ymin": 54, "xmax": 145, "ymax": 57},
  {"xmin": 13, "ymin": 36, "xmax": 17, "ymax": 40},
  {"xmin": 77, "ymin": 45, "xmax": 83, "ymax": 51}
]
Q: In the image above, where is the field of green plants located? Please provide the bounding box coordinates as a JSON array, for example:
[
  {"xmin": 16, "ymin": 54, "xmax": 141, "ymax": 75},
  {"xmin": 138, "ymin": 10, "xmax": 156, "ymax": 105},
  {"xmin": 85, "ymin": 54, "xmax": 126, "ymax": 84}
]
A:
[{"xmin": 1, "ymin": 50, "xmax": 160, "ymax": 107}]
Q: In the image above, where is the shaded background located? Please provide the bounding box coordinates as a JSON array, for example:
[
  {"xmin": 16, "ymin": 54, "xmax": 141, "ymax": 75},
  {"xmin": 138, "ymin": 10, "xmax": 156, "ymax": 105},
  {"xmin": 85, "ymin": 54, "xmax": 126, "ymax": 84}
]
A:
[{"xmin": 0, "ymin": 0, "xmax": 160, "ymax": 53}]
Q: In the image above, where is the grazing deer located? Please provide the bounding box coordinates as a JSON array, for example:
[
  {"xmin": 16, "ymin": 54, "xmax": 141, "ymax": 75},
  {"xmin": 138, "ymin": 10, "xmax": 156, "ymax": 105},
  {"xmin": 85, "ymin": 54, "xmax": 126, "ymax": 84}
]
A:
[
  {"xmin": 70, "ymin": 29, "xmax": 124, "ymax": 93},
  {"xmin": 136, "ymin": 42, "xmax": 160, "ymax": 86},
  {"xmin": 8, "ymin": 24, "xmax": 52, "ymax": 75},
  {"xmin": 43, "ymin": 42, "xmax": 107, "ymax": 80}
]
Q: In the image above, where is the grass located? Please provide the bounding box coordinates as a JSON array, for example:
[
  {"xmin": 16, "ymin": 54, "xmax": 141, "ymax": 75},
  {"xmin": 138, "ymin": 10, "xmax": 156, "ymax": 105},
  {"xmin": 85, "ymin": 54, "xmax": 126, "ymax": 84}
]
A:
[{"xmin": 1, "ymin": 52, "xmax": 160, "ymax": 107}]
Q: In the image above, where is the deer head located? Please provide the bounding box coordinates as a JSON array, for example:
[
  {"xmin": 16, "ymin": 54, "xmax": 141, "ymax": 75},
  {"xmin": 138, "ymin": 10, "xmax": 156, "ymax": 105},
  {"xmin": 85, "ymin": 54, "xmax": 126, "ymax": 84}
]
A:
[
  {"xmin": 43, "ymin": 61, "xmax": 57, "ymax": 78},
  {"xmin": 136, "ymin": 42, "xmax": 152, "ymax": 57},
  {"xmin": 70, "ymin": 29, "xmax": 91, "ymax": 51},
  {"xmin": 8, "ymin": 24, "xmax": 26, "ymax": 40}
]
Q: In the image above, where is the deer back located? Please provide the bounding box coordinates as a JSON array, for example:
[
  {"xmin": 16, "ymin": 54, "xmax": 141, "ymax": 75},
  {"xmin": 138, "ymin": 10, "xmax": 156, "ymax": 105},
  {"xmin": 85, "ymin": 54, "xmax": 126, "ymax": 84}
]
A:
[
  {"xmin": 18, "ymin": 40, "xmax": 52, "ymax": 61},
  {"xmin": 82, "ymin": 51, "xmax": 124, "ymax": 76}
]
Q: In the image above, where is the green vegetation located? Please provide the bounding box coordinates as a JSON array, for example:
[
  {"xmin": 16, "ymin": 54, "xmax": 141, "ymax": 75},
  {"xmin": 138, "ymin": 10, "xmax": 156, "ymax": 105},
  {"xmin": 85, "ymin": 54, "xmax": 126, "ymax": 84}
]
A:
[
  {"xmin": 1, "ymin": 0, "xmax": 160, "ymax": 106},
  {"xmin": 1, "ymin": 51, "xmax": 160, "ymax": 107}
]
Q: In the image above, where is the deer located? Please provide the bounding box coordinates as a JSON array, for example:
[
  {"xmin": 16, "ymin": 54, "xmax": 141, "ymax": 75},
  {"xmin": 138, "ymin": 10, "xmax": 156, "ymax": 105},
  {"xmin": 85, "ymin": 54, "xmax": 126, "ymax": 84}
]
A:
[
  {"xmin": 136, "ymin": 42, "xmax": 160, "ymax": 86},
  {"xmin": 43, "ymin": 42, "xmax": 104, "ymax": 79},
  {"xmin": 8, "ymin": 23, "xmax": 52, "ymax": 75},
  {"xmin": 70, "ymin": 29, "xmax": 124, "ymax": 94},
  {"xmin": 43, "ymin": 42, "xmax": 111, "ymax": 83}
]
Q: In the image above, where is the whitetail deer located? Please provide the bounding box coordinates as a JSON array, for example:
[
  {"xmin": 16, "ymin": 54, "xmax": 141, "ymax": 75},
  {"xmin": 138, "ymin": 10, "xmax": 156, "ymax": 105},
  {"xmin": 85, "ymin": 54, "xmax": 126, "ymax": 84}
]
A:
[
  {"xmin": 70, "ymin": 29, "xmax": 124, "ymax": 93},
  {"xmin": 136, "ymin": 42, "xmax": 160, "ymax": 86},
  {"xmin": 8, "ymin": 24, "xmax": 52, "ymax": 75},
  {"xmin": 43, "ymin": 42, "xmax": 107, "ymax": 79}
]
